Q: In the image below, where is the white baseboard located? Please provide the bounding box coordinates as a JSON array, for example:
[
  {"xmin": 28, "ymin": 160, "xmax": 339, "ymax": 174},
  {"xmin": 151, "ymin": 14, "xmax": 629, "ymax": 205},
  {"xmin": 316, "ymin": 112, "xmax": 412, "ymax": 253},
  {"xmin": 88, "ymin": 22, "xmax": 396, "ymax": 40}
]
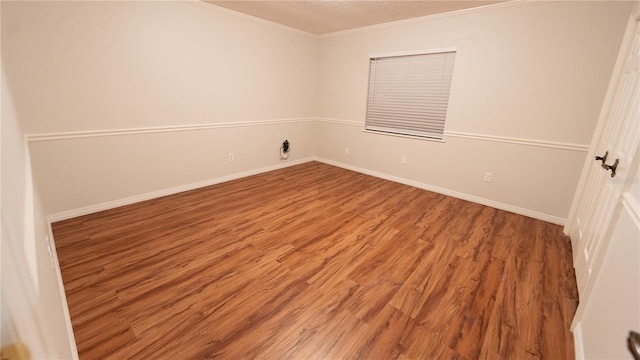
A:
[
  {"xmin": 45, "ymin": 153, "xmax": 569, "ymax": 360},
  {"xmin": 573, "ymin": 322, "xmax": 584, "ymax": 360},
  {"xmin": 49, "ymin": 155, "xmax": 566, "ymax": 226},
  {"xmin": 46, "ymin": 156, "xmax": 311, "ymax": 359},
  {"xmin": 315, "ymin": 158, "xmax": 566, "ymax": 225},
  {"xmin": 45, "ymin": 222, "xmax": 79, "ymax": 360},
  {"xmin": 48, "ymin": 157, "xmax": 316, "ymax": 222},
  {"xmin": 46, "ymin": 154, "xmax": 566, "ymax": 359}
]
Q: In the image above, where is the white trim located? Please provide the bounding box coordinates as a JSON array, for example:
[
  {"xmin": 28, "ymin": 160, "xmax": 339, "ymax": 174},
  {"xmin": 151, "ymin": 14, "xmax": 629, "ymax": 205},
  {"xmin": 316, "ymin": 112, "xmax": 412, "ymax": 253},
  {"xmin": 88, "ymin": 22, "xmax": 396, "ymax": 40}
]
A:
[
  {"xmin": 315, "ymin": 118, "xmax": 589, "ymax": 152},
  {"xmin": 194, "ymin": 0, "xmax": 542, "ymax": 39},
  {"xmin": 570, "ymin": 194, "xmax": 640, "ymax": 356},
  {"xmin": 45, "ymin": 222, "xmax": 79, "ymax": 359},
  {"xmin": 370, "ymin": 47, "xmax": 456, "ymax": 59},
  {"xmin": 28, "ymin": 118, "xmax": 589, "ymax": 153},
  {"xmin": 189, "ymin": 0, "xmax": 316, "ymax": 38},
  {"xmin": 362, "ymin": 129, "xmax": 445, "ymax": 143},
  {"xmin": 49, "ymin": 157, "xmax": 315, "ymax": 222},
  {"xmin": 49, "ymin": 154, "xmax": 566, "ymax": 225},
  {"xmin": 564, "ymin": 10, "xmax": 640, "ymax": 233},
  {"xmin": 318, "ymin": 0, "xmax": 544, "ymax": 38},
  {"xmin": 622, "ymin": 192, "xmax": 640, "ymax": 227},
  {"xmin": 445, "ymin": 131, "xmax": 590, "ymax": 152},
  {"xmin": 315, "ymin": 118, "xmax": 363, "ymax": 127},
  {"xmin": 45, "ymin": 153, "xmax": 563, "ymax": 356},
  {"xmin": 315, "ymin": 157, "xmax": 566, "ymax": 225},
  {"xmin": 573, "ymin": 322, "xmax": 585, "ymax": 360},
  {"xmin": 27, "ymin": 118, "xmax": 314, "ymax": 142}
]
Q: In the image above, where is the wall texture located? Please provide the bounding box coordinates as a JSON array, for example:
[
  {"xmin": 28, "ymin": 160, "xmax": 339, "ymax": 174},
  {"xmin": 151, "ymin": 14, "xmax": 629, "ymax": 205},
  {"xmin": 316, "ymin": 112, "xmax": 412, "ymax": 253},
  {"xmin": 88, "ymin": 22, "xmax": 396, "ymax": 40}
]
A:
[
  {"xmin": 316, "ymin": 1, "xmax": 634, "ymax": 222},
  {"xmin": 1, "ymin": 1, "xmax": 636, "ymax": 357},
  {"xmin": 1, "ymin": 63, "xmax": 74, "ymax": 358},
  {"xmin": 2, "ymin": 1, "xmax": 318, "ymax": 357},
  {"xmin": 3, "ymin": 1, "xmax": 318, "ymax": 134},
  {"xmin": 30, "ymin": 122, "xmax": 317, "ymax": 217},
  {"xmin": 2, "ymin": 0, "xmax": 319, "ymax": 216},
  {"xmin": 3, "ymin": 1, "xmax": 633, "ymax": 221}
]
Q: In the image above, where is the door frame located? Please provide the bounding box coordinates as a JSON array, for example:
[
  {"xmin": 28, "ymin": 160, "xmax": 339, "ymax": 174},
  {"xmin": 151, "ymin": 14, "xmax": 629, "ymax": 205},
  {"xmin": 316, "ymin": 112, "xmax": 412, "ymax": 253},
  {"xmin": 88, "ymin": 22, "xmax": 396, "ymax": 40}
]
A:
[
  {"xmin": 565, "ymin": 6, "xmax": 640, "ymax": 239},
  {"xmin": 565, "ymin": 4, "xmax": 640, "ymax": 357}
]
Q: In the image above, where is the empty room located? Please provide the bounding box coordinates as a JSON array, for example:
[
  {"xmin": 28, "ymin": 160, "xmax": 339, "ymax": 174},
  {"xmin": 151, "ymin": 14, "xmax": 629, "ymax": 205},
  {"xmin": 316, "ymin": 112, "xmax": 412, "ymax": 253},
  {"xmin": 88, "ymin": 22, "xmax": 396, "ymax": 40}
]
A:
[{"xmin": 2, "ymin": 0, "xmax": 639, "ymax": 359}]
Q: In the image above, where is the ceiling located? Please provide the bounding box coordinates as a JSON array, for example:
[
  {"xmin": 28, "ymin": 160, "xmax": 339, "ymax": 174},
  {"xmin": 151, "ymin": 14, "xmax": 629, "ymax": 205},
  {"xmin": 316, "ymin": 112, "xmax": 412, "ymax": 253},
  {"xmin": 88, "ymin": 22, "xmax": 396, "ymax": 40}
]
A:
[{"xmin": 204, "ymin": 1, "xmax": 510, "ymax": 35}]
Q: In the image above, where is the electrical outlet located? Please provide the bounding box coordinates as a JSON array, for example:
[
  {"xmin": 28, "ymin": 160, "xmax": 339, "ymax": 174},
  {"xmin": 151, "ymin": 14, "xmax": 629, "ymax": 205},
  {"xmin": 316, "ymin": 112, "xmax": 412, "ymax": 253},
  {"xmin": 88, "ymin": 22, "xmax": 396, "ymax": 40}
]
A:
[
  {"xmin": 345, "ymin": 147, "xmax": 350, "ymax": 155},
  {"xmin": 401, "ymin": 156, "xmax": 407, "ymax": 165},
  {"xmin": 484, "ymin": 172, "xmax": 492, "ymax": 182},
  {"xmin": 228, "ymin": 153, "xmax": 234, "ymax": 162}
]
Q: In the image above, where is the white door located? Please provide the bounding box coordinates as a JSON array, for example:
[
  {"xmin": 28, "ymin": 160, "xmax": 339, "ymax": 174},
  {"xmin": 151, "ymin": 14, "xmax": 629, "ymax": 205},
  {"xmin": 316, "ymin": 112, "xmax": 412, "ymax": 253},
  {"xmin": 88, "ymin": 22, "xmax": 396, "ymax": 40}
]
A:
[{"xmin": 566, "ymin": 13, "xmax": 639, "ymax": 295}]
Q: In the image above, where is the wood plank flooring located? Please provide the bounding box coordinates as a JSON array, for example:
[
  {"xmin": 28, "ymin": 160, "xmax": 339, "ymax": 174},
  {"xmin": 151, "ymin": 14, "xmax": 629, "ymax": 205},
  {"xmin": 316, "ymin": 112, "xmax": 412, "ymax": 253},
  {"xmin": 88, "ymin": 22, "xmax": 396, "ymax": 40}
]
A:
[{"xmin": 53, "ymin": 161, "xmax": 579, "ymax": 359}]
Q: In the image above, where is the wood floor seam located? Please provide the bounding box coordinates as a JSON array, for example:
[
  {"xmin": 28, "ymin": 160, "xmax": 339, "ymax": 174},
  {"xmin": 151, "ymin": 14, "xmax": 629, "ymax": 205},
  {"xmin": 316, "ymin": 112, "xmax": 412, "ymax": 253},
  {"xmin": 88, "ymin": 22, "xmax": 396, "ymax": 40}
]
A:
[{"xmin": 53, "ymin": 161, "xmax": 578, "ymax": 359}]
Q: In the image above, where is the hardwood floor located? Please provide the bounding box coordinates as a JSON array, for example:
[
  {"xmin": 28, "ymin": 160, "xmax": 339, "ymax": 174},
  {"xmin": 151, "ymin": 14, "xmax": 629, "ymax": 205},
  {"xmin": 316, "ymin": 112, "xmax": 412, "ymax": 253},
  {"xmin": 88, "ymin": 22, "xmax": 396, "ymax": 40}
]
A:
[{"xmin": 53, "ymin": 161, "xmax": 579, "ymax": 359}]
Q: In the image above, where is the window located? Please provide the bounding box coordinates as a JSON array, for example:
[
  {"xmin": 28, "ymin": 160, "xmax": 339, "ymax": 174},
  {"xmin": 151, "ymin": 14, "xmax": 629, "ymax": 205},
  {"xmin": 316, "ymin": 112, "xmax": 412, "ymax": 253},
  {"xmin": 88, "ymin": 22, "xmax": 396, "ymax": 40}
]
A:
[{"xmin": 365, "ymin": 48, "xmax": 456, "ymax": 140}]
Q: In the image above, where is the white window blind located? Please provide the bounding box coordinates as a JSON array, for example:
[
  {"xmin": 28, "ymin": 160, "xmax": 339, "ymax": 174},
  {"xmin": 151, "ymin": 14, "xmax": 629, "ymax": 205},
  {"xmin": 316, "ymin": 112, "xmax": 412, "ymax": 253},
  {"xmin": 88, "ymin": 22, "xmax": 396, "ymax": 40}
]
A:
[{"xmin": 366, "ymin": 50, "xmax": 456, "ymax": 140}]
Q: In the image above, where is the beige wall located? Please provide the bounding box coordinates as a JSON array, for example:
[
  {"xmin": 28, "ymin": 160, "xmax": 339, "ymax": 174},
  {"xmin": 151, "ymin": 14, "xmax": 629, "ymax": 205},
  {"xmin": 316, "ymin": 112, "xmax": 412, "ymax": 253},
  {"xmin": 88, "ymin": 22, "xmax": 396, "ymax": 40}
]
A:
[
  {"xmin": 1, "ymin": 1, "xmax": 636, "ymax": 357},
  {"xmin": 316, "ymin": 1, "xmax": 634, "ymax": 221},
  {"xmin": 30, "ymin": 122, "xmax": 317, "ymax": 216},
  {"xmin": 2, "ymin": 1, "xmax": 318, "ymax": 357},
  {"xmin": 3, "ymin": 1, "xmax": 318, "ymax": 134},
  {"xmin": 2, "ymin": 0, "xmax": 319, "ymax": 216},
  {"xmin": 4, "ymin": 0, "xmax": 632, "ymax": 220},
  {"xmin": 1, "ymin": 63, "xmax": 74, "ymax": 358},
  {"xmin": 314, "ymin": 121, "xmax": 588, "ymax": 222}
]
